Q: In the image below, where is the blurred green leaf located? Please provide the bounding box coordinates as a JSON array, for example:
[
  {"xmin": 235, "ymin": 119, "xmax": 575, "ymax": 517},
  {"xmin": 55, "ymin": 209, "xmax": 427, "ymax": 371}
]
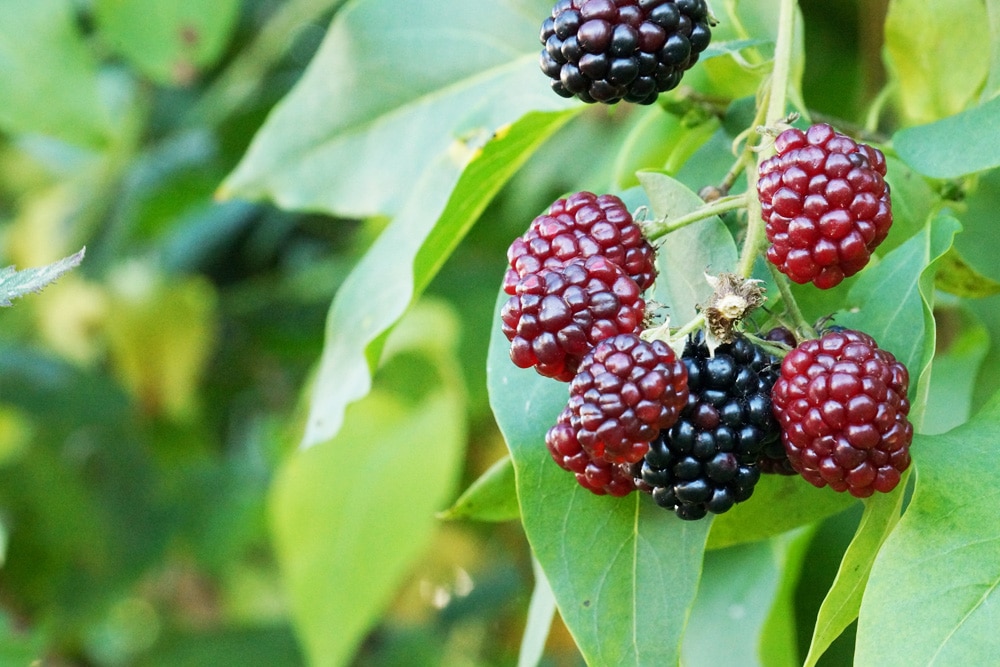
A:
[
  {"xmin": 518, "ymin": 558, "xmax": 557, "ymax": 667},
  {"xmin": 855, "ymin": 390, "xmax": 1000, "ymax": 665},
  {"xmin": 638, "ymin": 171, "xmax": 739, "ymax": 321},
  {"xmin": 884, "ymin": 0, "xmax": 990, "ymax": 125},
  {"xmin": 94, "ymin": 0, "xmax": 240, "ymax": 85},
  {"xmin": 952, "ymin": 168, "xmax": 1000, "ymax": 284},
  {"xmin": 706, "ymin": 475, "xmax": 854, "ymax": 550},
  {"xmin": 893, "ymin": 96, "xmax": 1000, "ymax": 178},
  {"xmin": 0, "ymin": 247, "xmax": 84, "ymax": 307},
  {"xmin": 0, "ymin": 0, "xmax": 112, "ymax": 146},
  {"xmin": 439, "ymin": 455, "xmax": 519, "ymax": 523},
  {"xmin": 488, "ymin": 292, "xmax": 710, "ymax": 666},
  {"xmin": 922, "ymin": 307, "xmax": 990, "ymax": 434},
  {"xmin": 269, "ymin": 304, "xmax": 466, "ymax": 667},
  {"xmin": 758, "ymin": 529, "xmax": 815, "ymax": 667},
  {"xmin": 878, "ymin": 156, "xmax": 939, "ymax": 257},
  {"xmin": 140, "ymin": 626, "xmax": 302, "ymax": 667},
  {"xmin": 985, "ymin": 0, "xmax": 1000, "ymax": 99}
]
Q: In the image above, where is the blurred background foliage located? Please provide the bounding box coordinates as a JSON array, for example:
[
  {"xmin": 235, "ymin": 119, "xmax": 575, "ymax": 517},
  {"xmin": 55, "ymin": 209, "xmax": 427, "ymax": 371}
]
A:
[{"xmin": 0, "ymin": 0, "xmax": 978, "ymax": 664}]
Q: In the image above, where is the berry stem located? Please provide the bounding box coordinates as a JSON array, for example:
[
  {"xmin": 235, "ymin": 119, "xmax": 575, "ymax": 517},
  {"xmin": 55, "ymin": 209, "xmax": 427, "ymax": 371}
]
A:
[
  {"xmin": 643, "ymin": 193, "xmax": 749, "ymax": 241},
  {"xmin": 766, "ymin": 261, "xmax": 818, "ymax": 339}
]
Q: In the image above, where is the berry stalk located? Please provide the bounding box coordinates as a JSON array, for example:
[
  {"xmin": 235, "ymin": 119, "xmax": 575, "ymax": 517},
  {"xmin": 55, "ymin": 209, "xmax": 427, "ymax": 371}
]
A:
[{"xmin": 642, "ymin": 193, "xmax": 749, "ymax": 242}]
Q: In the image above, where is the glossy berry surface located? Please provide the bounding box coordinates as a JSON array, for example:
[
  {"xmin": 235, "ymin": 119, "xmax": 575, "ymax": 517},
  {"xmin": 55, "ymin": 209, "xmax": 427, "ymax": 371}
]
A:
[
  {"xmin": 538, "ymin": 0, "xmax": 713, "ymax": 105},
  {"xmin": 546, "ymin": 408, "xmax": 640, "ymax": 496},
  {"xmin": 639, "ymin": 333, "xmax": 781, "ymax": 520},
  {"xmin": 771, "ymin": 329, "xmax": 913, "ymax": 498},
  {"xmin": 503, "ymin": 191, "xmax": 656, "ymax": 296},
  {"xmin": 501, "ymin": 255, "xmax": 645, "ymax": 381},
  {"xmin": 757, "ymin": 123, "xmax": 893, "ymax": 289},
  {"xmin": 566, "ymin": 333, "xmax": 689, "ymax": 464}
]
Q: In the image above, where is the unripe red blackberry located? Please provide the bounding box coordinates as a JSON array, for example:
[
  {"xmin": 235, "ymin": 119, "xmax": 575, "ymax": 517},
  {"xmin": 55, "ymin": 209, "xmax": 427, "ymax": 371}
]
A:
[
  {"xmin": 503, "ymin": 191, "xmax": 656, "ymax": 295},
  {"xmin": 639, "ymin": 333, "xmax": 782, "ymax": 519},
  {"xmin": 758, "ymin": 123, "xmax": 893, "ymax": 289},
  {"xmin": 538, "ymin": 0, "xmax": 713, "ymax": 105},
  {"xmin": 501, "ymin": 255, "xmax": 645, "ymax": 381},
  {"xmin": 566, "ymin": 333, "xmax": 688, "ymax": 464},
  {"xmin": 771, "ymin": 329, "xmax": 913, "ymax": 497},
  {"xmin": 546, "ymin": 408, "xmax": 640, "ymax": 496}
]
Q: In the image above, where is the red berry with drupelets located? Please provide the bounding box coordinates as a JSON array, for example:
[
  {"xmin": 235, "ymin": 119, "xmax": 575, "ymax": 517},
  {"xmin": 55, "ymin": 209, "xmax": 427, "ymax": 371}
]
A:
[
  {"xmin": 771, "ymin": 328, "xmax": 913, "ymax": 498},
  {"xmin": 757, "ymin": 123, "xmax": 893, "ymax": 289},
  {"xmin": 503, "ymin": 191, "xmax": 656, "ymax": 296}
]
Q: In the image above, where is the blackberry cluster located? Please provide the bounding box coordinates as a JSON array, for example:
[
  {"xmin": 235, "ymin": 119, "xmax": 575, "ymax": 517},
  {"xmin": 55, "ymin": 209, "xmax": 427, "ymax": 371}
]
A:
[
  {"xmin": 565, "ymin": 333, "xmax": 688, "ymax": 464},
  {"xmin": 501, "ymin": 255, "xmax": 645, "ymax": 381},
  {"xmin": 771, "ymin": 328, "xmax": 913, "ymax": 497},
  {"xmin": 758, "ymin": 123, "xmax": 893, "ymax": 289},
  {"xmin": 539, "ymin": 0, "xmax": 713, "ymax": 105},
  {"xmin": 503, "ymin": 191, "xmax": 656, "ymax": 295},
  {"xmin": 639, "ymin": 333, "xmax": 782, "ymax": 520}
]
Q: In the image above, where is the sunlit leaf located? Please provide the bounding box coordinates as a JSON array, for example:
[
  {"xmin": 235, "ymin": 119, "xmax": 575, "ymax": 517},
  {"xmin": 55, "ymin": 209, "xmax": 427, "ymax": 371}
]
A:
[
  {"xmin": 488, "ymin": 292, "xmax": 709, "ymax": 666},
  {"xmin": 855, "ymin": 390, "xmax": 1000, "ymax": 665},
  {"xmin": 438, "ymin": 455, "xmax": 519, "ymax": 523},
  {"xmin": 883, "ymin": 0, "xmax": 990, "ymax": 125},
  {"xmin": 0, "ymin": 0, "xmax": 112, "ymax": 146}
]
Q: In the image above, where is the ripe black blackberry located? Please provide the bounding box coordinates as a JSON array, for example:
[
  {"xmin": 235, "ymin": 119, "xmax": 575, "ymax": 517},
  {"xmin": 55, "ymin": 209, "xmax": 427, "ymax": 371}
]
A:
[
  {"xmin": 566, "ymin": 333, "xmax": 688, "ymax": 464},
  {"xmin": 503, "ymin": 191, "xmax": 656, "ymax": 295},
  {"xmin": 538, "ymin": 0, "xmax": 713, "ymax": 105},
  {"xmin": 501, "ymin": 255, "xmax": 645, "ymax": 381},
  {"xmin": 771, "ymin": 328, "xmax": 913, "ymax": 497},
  {"xmin": 757, "ymin": 123, "xmax": 893, "ymax": 289},
  {"xmin": 639, "ymin": 333, "xmax": 782, "ymax": 519}
]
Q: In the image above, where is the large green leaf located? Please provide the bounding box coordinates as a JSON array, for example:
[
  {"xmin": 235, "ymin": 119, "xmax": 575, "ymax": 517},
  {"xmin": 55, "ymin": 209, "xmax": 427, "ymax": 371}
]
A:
[
  {"xmin": 802, "ymin": 215, "xmax": 959, "ymax": 665},
  {"xmin": 951, "ymin": 169, "xmax": 1000, "ymax": 285},
  {"xmin": 855, "ymin": 389, "xmax": 1000, "ymax": 665},
  {"xmin": 637, "ymin": 171, "xmax": 739, "ymax": 321},
  {"xmin": 0, "ymin": 0, "xmax": 113, "ymax": 146},
  {"xmin": 985, "ymin": 0, "xmax": 1000, "ymax": 99},
  {"xmin": 893, "ymin": 96, "xmax": 1000, "ymax": 179},
  {"xmin": 487, "ymin": 292, "xmax": 710, "ymax": 666},
  {"xmin": 268, "ymin": 303, "xmax": 467, "ymax": 667},
  {"xmin": 94, "ymin": 0, "xmax": 240, "ymax": 85},
  {"xmin": 883, "ymin": 0, "xmax": 990, "ymax": 125}
]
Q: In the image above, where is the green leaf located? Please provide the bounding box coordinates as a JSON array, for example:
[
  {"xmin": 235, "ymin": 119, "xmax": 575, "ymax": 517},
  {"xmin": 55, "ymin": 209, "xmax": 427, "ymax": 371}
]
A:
[
  {"xmin": 682, "ymin": 531, "xmax": 812, "ymax": 667},
  {"xmin": 637, "ymin": 171, "xmax": 739, "ymax": 321},
  {"xmin": 801, "ymin": 478, "xmax": 908, "ymax": 667},
  {"xmin": 883, "ymin": 0, "xmax": 990, "ymax": 125},
  {"xmin": 802, "ymin": 215, "xmax": 960, "ymax": 665},
  {"xmin": 221, "ymin": 0, "xmax": 574, "ymax": 217},
  {"xmin": 298, "ymin": 109, "xmax": 575, "ymax": 448},
  {"xmin": 0, "ymin": 248, "xmax": 85, "ymax": 308},
  {"xmin": 878, "ymin": 156, "xmax": 939, "ymax": 257},
  {"xmin": 94, "ymin": 0, "xmax": 240, "ymax": 85},
  {"xmin": 952, "ymin": 168, "xmax": 1000, "ymax": 284},
  {"xmin": 922, "ymin": 307, "xmax": 990, "ymax": 434},
  {"xmin": 268, "ymin": 306, "xmax": 466, "ymax": 667},
  {"xmin": 0, "ymin": 0, "xmax": 112, "ymax": 146},
  {"xmin": 935, "ymin": 248, "xmax": 1000, "ymax": 298},
  {"xmin": 758, "ymin": 529, "xmax": 816, "ymax": 667},
  {"xmin": 855, "ymin": 390, "xmax": 1000, "ymax": 665},
  {"xmin": 893, "ymin": 96, "xmax": 1000, "ymax": 178},
  {"xmin": 488, "ymin": 292, "xmax": 710, "ymax": 666},
  {"xmin": 706, "ymin": 475, "xmax": 855, "ymax": 551},
  {"xmin": 438, "ymin": 455, "xmax": 519, "ymax": 523}
]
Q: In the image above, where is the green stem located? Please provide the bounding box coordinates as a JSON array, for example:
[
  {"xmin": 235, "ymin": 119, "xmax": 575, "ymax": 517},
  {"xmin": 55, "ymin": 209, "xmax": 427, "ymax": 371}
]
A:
[
  {"xmin": 766, "ymin": 261, "xmax": 817, "ymax": 339},
  {"xmin": 643, "ymin": 193, "xmax": 749, "ymax": 241},
  {"xmin": 736, "ymin": 0, "xmax": 798, "ymax": 281}
]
